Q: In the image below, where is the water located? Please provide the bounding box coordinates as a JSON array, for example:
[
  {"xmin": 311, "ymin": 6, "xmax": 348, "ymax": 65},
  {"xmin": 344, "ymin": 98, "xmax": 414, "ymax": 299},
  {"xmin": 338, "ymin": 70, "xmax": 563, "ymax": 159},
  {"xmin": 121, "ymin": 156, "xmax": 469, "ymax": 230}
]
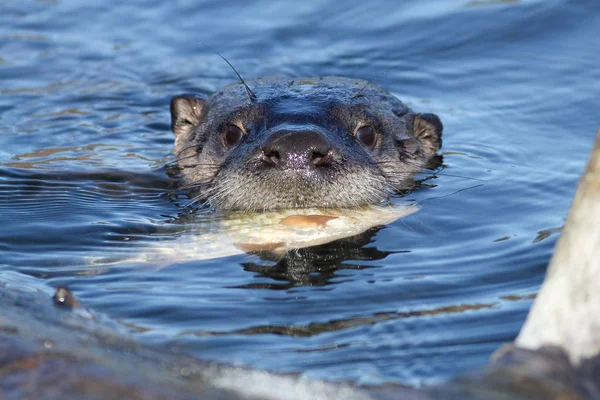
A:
[{"xmin": 1, "ymin": 0, "xmax": 599, "ymax": 388}]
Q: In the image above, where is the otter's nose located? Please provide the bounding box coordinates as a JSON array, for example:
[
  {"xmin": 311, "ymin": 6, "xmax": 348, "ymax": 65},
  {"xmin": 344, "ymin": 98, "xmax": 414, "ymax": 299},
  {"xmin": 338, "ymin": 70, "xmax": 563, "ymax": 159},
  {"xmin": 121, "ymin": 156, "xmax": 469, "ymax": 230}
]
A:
[{"xmin": 261, "ymin": 130, "xmax": 333, "ymax": 169}]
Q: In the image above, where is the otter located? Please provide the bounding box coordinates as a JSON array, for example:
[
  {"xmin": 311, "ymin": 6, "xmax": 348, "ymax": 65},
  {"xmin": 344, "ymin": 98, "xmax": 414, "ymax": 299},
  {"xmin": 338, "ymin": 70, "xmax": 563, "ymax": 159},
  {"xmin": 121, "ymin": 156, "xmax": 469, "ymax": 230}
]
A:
[{"xmin": 170, "ymin": 77, "xmax": 442, "ymax": 211}]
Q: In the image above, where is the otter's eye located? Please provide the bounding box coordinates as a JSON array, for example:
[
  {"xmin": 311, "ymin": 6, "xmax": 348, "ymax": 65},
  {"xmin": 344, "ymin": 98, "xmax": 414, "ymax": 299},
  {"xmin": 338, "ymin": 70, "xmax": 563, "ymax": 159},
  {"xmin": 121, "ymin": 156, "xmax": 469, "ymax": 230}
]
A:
[
  {"xmin": 225, "ymin": 125, "xmax": 244, "ymax": 148},
  {"xmin": 356, "ymin": 125, "xmax": 376, "ymax": 149}
]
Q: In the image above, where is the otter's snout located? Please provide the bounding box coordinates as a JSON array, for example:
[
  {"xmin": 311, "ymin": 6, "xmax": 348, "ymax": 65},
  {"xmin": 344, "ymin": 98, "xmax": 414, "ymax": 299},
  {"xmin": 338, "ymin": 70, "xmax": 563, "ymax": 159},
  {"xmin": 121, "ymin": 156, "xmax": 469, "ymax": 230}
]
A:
[{"xmin": 260, "ymin": 130, "xmax": 333, "ymax": 169}]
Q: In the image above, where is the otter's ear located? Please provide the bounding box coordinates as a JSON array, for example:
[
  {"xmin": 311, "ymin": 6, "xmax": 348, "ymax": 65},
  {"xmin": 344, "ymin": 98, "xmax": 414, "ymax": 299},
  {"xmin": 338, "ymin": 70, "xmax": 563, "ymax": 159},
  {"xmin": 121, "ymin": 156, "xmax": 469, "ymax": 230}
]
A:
[
  {"xmin": 170, "ymin": 94, "xmax": 205, "ymax": 136},
  {"xmin": 412, "ymin": 113, "xmax": 443, "ymax": 156}
]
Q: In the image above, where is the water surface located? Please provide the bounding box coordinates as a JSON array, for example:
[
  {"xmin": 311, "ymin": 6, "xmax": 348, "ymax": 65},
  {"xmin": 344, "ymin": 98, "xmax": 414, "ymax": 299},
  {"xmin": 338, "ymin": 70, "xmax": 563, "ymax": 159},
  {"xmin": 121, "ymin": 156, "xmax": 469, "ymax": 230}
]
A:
[{"xmin": 1, "ymin": 0, "xmax": 599, "ymax": 387}]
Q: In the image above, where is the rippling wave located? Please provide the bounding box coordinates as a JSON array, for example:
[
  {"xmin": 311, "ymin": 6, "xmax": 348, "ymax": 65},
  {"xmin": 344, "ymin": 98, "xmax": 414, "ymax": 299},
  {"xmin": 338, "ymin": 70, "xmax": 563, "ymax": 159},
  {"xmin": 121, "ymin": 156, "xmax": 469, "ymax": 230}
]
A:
[{"xmin": 0, "ymin": 0, "xmax": 597, "ymax": 386}]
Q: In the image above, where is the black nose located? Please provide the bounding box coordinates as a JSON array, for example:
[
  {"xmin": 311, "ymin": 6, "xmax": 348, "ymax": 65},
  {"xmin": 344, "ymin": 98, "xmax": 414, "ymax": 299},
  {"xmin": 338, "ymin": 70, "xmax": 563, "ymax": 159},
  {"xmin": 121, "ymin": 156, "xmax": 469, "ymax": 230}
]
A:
[{"xmin": 261, "ymin": 130, "xmax": 333, "ymax": 169}]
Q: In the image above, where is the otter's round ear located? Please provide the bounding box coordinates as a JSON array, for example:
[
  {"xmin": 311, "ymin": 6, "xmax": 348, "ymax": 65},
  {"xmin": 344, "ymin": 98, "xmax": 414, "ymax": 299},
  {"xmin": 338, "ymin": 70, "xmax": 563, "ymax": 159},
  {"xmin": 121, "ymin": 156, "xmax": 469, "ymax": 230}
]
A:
[
  {"xmin": 170, "ymin": 94, "xmax": 205, "ymax": 136},
  {"xmin": 412, "ymin": 113, "xmax": 443, "ymax": 156}
]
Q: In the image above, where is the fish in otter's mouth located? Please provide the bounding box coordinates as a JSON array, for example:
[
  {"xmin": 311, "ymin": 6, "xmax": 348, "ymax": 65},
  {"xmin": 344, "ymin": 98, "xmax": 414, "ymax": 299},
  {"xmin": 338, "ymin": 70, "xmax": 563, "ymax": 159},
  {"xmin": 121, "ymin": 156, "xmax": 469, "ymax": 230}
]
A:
[{"xmin": 170, "ymin": 76, "xmax": 442, "ymax": 211}]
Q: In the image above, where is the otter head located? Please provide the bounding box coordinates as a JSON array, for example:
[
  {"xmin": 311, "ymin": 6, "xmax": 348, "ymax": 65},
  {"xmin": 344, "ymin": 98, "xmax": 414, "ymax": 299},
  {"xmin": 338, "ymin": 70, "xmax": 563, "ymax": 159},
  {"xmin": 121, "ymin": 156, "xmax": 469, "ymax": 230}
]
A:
[{"xmin": 170, "ymin": 77, "xmax": 442, "ymax": 211}]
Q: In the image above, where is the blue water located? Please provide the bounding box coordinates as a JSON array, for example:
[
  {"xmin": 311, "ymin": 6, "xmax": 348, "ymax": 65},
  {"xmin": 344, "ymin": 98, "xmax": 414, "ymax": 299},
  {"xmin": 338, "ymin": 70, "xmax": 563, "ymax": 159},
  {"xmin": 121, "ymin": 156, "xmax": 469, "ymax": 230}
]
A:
[{"xmin": 1, "ymin": 0, "xmax": 598, "ymax": 388}]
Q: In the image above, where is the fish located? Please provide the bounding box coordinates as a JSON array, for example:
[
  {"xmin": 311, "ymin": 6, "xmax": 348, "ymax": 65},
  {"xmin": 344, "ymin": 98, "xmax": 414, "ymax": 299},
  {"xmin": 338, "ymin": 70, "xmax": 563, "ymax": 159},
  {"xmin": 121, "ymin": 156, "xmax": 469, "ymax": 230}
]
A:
[{"xmin": 90, "ymin": 203, "xmax": 419, "ymax": 266}]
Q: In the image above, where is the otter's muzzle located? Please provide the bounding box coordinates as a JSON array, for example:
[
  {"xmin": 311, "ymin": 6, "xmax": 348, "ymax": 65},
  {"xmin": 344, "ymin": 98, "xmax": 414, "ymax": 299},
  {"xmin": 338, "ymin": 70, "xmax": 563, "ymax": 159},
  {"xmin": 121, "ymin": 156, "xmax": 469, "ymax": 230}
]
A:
[{"xmin": 260, "ymin": 129, "xmax": 333, "ymax": 169}]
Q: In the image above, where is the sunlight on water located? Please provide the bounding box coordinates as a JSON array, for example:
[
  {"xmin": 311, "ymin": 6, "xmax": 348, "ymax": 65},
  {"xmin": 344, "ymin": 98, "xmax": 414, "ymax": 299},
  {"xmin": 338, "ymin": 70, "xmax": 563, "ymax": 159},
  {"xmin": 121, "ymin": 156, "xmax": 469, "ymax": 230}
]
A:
[{"xmin": 0, "ymin": 0, "xmax": 598, "ymax": 387}]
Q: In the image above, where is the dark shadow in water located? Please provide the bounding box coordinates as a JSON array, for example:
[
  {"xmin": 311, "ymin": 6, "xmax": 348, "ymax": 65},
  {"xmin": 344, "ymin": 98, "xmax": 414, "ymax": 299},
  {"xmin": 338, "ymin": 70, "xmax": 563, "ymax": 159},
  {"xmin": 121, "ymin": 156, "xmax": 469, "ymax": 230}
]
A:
[
  {"xmin": 0, "ymin": 166, "xmax": 174, "ymax": 189},
  {"xmin": 179, "ymin": 302, "xmax": 497, "ymax": 338},
  {"xmin": 232, "ymin": 227, "xmax": 404, "ymax": 289}
]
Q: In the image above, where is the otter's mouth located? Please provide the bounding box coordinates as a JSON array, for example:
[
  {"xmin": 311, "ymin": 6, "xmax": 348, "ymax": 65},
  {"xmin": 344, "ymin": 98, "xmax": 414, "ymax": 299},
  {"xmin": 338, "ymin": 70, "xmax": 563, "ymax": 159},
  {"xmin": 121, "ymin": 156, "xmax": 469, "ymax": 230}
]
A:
[{"xmin": 205, "ymin": 163, "xmax": 391, "ymax": 212}]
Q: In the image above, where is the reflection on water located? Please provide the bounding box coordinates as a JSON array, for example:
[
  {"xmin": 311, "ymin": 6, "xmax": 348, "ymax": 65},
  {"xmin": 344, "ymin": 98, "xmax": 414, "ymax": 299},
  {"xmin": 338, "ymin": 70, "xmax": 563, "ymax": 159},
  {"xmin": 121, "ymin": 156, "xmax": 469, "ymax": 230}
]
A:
[
  {"xmin": 179, "ymin": 302, "xmax": 497, "ymax": 338},
  {"xmin": 1, "ymin": 0, "xmax": 599, "ymax": 387},
  {"xmin": 237, "ymin": 229, "xmax": 394, "ymax": 289}
]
